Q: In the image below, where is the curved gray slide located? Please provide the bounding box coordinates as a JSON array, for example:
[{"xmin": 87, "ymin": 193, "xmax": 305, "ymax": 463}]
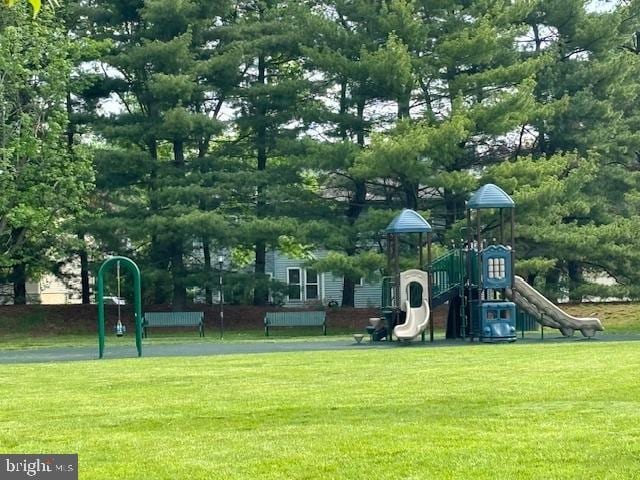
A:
[{"xmin": 506, "ymin": 276, "xmax": 603, "ymax": 338}]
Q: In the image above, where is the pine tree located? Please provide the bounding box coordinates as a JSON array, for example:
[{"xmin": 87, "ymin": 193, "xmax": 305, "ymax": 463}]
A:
[
  {"xmin": 213, "ymin": 1, "xmax": 319, "ymax": 305},
  {"xmin": 505, "ymin": 0, "xmax": 640, "ymax": 298},
  {"xmin": 296, "ymin": 1, "xmax": 427, "ymax": 305},
  {"xmin": 79, "ymin": 0, "xmax": 230, "ymax": 306}
]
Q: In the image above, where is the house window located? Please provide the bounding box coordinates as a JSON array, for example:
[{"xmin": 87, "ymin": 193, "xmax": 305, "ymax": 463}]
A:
[
  {"xmin": 287, "ymin": 268, "xmax": 301, "ymax": 300},
  {"xmin": 305, "ymin": 269, "xmax": 319, "ymax": 300}
]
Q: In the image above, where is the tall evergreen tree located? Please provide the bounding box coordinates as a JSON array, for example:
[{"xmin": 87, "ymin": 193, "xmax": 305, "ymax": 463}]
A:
[
  {"xmin": 79, "ymin": 0, "xmax": 231, "ymax": 306},
  {"xmin": 298, "ymin": 1, "xmax": 424, "ymax": 305},
  {"xmin": 57, "ymin": 0, "xmax": 640, "ymax": 305},
  {"xmin": 214, "ymin": 1, "xmax": 319, "ymax": 305},
  {"xmin": 503, "ymin": 0, "xmax": 640, "ymax": 298},
  {"xmin": 357, "ymin": 0, "xmax": 542, "ymax": 228}
]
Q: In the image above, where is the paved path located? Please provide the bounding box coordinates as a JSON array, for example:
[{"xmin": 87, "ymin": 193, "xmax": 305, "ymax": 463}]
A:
[
  {"xmin": 0, "ymin": 334, "xmax": 637, "ymax": 364},
  {"xmin": 0, "ymin": 339, "xmax": 394, "ymax": 364}
]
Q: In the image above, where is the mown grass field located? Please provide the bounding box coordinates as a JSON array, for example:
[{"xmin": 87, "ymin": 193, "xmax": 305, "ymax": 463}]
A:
[{"xmin": 1, "ymin": 340, "xmax": 640, "ymax": 479}]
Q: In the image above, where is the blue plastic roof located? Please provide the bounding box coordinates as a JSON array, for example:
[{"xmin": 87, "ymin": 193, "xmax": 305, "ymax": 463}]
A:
[
  {"xmin": 385, "ymin": 209, "xmax": 432, "ymax": 233},
  {"xmin": 468, "ymin": 184, "xmax": 515, "ymax": 209}
]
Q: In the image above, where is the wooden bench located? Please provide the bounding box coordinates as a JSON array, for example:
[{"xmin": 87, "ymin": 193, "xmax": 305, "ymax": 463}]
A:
[
  {"xmin": 264, "ymin": 311, "xmax": 327, "ymax": 336},
  {"xmin": 143, "ymin": 312, "xmax": 205, "ymax": 338}
]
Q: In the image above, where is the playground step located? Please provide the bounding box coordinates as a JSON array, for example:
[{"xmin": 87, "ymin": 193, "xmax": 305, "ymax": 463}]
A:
[{"xmin": 431, "ymin": 286, "xmax": 460, "ymax": 309}]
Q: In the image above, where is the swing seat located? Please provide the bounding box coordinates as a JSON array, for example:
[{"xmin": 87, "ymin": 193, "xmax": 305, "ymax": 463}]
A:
[
  {"xmin": 142, "ymin": 312, "xmax": 205, "ymax": 337},
  {"xmin": 114, "ymin": 322, "xmax": 126, "ymax": 336}
]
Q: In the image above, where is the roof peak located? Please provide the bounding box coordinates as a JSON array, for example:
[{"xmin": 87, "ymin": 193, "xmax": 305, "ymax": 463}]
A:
[
  {"xmin": 385, "ymin": 209, "xmax": 432, "ymax": 233},
  {"xmin": 468, "ymin": 184, "xmax": 515, "ymax": 209}
]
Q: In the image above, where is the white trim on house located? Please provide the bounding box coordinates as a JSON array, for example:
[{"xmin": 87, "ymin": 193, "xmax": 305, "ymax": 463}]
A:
[{"xmin": 266, "ymin": 272, "xmax": 274, "ymax": 303}]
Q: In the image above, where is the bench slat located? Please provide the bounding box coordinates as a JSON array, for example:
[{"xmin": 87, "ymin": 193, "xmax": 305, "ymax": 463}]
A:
[
  {"xmin": 143, "ymin": 312, "xmax": 204, "ymax": 337},
  {"xmin": 264, "ymin": 311, "xmax": 326, "ymax": 336}
]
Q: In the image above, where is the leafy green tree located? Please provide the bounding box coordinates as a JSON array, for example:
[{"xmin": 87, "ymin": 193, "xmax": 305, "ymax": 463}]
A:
[
  {"xmin": 54, "ymin": 0, "xmax": 640, "ymax": 305},
  {"xmin": 0, "ymin": 5, "xmax": 93, "ymax": 303},
  {"xmin": 3, "ymin": 0, "xmax": 47, "ymax": 17}
]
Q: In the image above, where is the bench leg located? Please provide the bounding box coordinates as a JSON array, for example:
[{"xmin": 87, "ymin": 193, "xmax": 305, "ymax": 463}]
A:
[
  {"xmin": 323, "ymin": 323, "xmax": 327, "ymax": 336},
  {"xmin": 265, "ymin": 324, "xmax": 269, "ymax": 336},
  {"xmin": 200, "ymin": 323, "xmax": 204, "ymax": 337}
]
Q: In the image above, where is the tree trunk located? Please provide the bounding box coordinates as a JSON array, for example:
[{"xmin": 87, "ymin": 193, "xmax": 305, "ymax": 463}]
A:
[
  {"xmin": 147, "ymin": 138, "xmax": 168, "ymax": 304},
  {"xmin": 69, "ymin": 91, "xmax": 91, "ymax": 304},
  {"xmin": 567, "ymin": 261, "xmax": 583, "ymax": 302},
  {"xmin": 341, "ymin": 98, "xmax": 368, "ymax": 307},
  {"xmin": 404, "ymin": 183, "xmax": 418, "ymax": 210},
  {"xmin": 171, "ymin": 140, "xmax": 187, "ymax": 308},
  {"xmin": 12, "ymin": 263, "xmax": 27, "ymax": 305},
  {"xmin": 79, "ymin": 233, "xmax": 91, "ymax": 304},
  {"xmin": 356, "ymin": 99, "xmax": 365, "ymax": 146},
  {"xmin": 342, "ymin": 180, "xmax": 367, "ymax": 308},
  {"xmin": 545, "ymin": 266, "xmax": 561, "ymax": 298},
  {"xmin": 444, "ymin": 188, "xmax": 465, "ymax": 229},
  {"xmin": 339, "ymin": 78, "xmax": 348, "ymax": 140},
  {"xmin": 253, "ymin": 53, "xmax": 269, "ymax": 306},
  {"xmin": 526, "ymin": 273, "xmax": 537, "ymax": 286},
  {"xmin": 398, "ymin": 88, "xmax": 411, "ymax": 119},
  {"xmin": 531, "ymin": 24, "xmax": 548, "ymax": 155},
  {"xmin": 399, "ymin": 86, "xmax": 418, "ymax": 210},
  {"xmin": 342, "ymin": 276, "xmax": 356, "ymax": 308},
  {"xmin": 173, "ymin": 140, "xmax": 184, "ymax": 166}
]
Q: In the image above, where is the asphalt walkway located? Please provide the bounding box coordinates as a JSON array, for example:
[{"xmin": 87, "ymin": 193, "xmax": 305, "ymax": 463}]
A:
[
  {"xmin": 0, "ymin": 333, "xmax": 638, "ymax": 364},
  {"xmin": 0, "ymin": 339, "xmax": 393, "ymax": 363}
]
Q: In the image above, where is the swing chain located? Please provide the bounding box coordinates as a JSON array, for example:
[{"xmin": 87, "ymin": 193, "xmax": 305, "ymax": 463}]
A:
[{"xmin": 115, "ymin": 260, "xmax": 125, "ymax": 336}]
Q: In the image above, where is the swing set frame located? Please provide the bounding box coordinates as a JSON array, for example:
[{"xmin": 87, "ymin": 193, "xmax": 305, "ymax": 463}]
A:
[{"xmin": 97, "ymin": 256, "xmax": 143, "ymax": 359}]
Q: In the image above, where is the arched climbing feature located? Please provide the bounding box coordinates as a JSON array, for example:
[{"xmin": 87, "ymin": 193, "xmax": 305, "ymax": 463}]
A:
[{"xmin": 97, "ymin": 256, "xmax": 143, "ymax": 359}]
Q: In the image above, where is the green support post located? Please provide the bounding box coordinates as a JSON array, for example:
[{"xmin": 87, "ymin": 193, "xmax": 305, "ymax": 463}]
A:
[{"xmin": 97, "ymin": 256, "xmax": 143, "ymax": 359}]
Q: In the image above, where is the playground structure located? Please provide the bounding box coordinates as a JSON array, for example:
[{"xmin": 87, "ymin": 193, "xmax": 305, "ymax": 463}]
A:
[{"xmin": 377, "ymin": 184, "xmax": 604, "ymax": 342}]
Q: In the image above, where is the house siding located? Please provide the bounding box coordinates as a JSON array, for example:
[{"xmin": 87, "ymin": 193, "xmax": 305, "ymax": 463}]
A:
[
  {"xmin": 267, "ymin": 249, "xmax": 381, "ymax": 309},
  {"xmin": 323, "ymin": 272, "xmax": 343, "ymax": 306},
  {"xmin": 355, "ymin": 283, "xmax": 382, "ymax": 308}
]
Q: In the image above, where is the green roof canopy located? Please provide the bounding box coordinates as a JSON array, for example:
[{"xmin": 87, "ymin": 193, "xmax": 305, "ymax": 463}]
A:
[
  {"xmin": 385, "ymin": 209, "xmax": 432, "ymax": 233},
  {"xmin": 468, "ymin": 184, "xmax": 515, "ymax": 209}
]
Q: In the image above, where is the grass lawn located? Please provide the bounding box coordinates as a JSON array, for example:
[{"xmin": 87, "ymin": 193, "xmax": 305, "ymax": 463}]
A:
[{"xmin": 1, "ymin": 341, "xmax": 640, "ymax": 479}]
